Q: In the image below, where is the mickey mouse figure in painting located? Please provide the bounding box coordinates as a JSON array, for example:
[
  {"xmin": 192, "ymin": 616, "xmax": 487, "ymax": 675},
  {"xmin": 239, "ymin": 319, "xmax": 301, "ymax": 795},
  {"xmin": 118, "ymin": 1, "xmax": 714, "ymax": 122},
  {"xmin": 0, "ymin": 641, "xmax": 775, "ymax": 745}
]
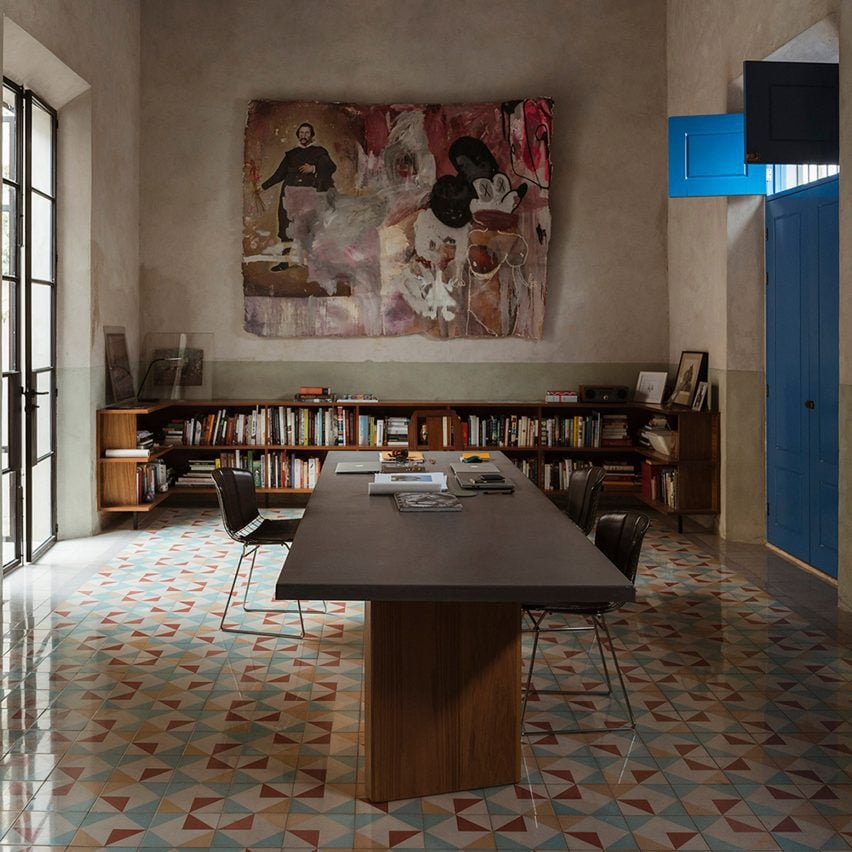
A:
[{"xmin": 261, "ymin": 122, "xmax": 337, "ymax": 271}]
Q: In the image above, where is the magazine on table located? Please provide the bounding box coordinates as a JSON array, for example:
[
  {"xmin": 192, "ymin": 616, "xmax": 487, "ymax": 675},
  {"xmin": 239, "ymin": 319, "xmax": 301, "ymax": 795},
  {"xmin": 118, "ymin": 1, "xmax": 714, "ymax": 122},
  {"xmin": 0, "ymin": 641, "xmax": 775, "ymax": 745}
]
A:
[{"xmin": 394, "ymin": 491, "xmax": 462, "ymax": 512}]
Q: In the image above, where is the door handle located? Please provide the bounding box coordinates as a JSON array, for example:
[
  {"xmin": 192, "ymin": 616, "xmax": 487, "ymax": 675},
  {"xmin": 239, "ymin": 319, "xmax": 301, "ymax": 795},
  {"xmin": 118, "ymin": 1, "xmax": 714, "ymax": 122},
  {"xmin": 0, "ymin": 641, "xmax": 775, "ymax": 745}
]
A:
[
  {"xmin": 22, "ymin": 387, "xmax": 50, "ymax": 410},
  {"xmin": 804, "ymin": 400, "xmax": 815, "ymax": 409}
]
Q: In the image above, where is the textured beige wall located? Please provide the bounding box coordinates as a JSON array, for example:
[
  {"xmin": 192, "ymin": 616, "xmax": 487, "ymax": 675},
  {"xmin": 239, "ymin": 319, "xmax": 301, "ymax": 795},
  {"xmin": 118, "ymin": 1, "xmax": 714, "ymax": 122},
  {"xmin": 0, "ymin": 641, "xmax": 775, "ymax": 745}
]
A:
[
  {"xmin": 139, "ymin": 0, "xmax": 669, "ymax": 376},
  {"xmin": 3, "ymin": 0, "xmax": 141, "ymax": 536}
]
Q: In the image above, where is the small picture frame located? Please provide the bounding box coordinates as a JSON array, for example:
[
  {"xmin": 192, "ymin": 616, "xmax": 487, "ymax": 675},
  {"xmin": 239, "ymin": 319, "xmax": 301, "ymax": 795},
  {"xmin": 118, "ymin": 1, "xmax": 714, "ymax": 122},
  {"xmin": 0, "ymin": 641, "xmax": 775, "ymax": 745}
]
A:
[
  {"xmin": 692, "ymin": 381, "xmax": 709, "ymax": 411},
  {"xmin": 634, "ymin": 371, "xmax": 668, "ymax": 404},
  {"xmin": 668, "ymin": 350, "xmax": 708, "ymax": 407}
]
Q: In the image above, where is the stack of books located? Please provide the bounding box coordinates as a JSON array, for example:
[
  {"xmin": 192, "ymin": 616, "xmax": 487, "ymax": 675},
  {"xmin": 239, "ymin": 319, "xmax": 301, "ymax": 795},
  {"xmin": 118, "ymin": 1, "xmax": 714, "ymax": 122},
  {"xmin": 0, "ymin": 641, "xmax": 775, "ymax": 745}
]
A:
[
  {"xmin": 174, "ymin": 458, "xmax": 217, "ymax": 487},
  {"xmin": 386, "ymin": 417, "xmax": 410, "ymax": 446},
  {"xmin": 601, "ymin": 414, "xmax": 631, "ymax": 447},
  {"xmin": 602, "ymin": 460, "xmax": 639, "ymax": 490},
  {"xmin": 136, "ymin": 429, "xmax": 154, "ymax": 451},
  {"xmin": 294, "ymin": 385, "xmax": 336, "ymax": 403}
]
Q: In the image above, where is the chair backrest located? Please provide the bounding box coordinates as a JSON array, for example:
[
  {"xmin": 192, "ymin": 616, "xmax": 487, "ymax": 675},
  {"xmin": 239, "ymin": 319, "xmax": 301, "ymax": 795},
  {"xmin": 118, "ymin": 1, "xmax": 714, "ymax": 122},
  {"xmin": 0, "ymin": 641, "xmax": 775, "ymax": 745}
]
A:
[
  {"xmin": 407, "ymin": 408, "xmax": 464, "ymax": 450},
  {"xmin": 211, "ymin": 467, "xmax": 261, "ymax": 541},
  {"xmin": 594, "ymin": 511, "xmax": 650, "ymax": 583},
  {"xmin": 565, "ymin": 466, "xmax": 606, "ymax": 535}
]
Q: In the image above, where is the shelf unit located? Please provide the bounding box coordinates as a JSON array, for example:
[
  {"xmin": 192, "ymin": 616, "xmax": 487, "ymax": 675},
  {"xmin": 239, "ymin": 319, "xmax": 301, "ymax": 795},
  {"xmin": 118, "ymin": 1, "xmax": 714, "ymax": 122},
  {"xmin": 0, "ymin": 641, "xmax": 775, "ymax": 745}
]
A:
[{"xmin": 97, "ymin": 399, "xmax": 719, "ymax": 528}]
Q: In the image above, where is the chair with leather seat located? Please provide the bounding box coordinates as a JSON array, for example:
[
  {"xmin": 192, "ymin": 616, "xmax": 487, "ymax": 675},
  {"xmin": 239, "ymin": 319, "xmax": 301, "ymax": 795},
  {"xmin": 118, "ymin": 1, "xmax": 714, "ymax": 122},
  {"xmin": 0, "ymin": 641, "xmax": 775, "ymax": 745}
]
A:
[
  {"xmin": 212, "ymin": 467, "xmax": 321, "ymax": 639},
  {"xmin": 565, "ymin": 465, "xmax": 606, "ymax": 535},
  {"xmin": 522, "ymin": 510, "xmax": 651, "ymax": 735},
  {"xmin": 407, "ymin": 408, "xmax": 464, "ymax": 451}
]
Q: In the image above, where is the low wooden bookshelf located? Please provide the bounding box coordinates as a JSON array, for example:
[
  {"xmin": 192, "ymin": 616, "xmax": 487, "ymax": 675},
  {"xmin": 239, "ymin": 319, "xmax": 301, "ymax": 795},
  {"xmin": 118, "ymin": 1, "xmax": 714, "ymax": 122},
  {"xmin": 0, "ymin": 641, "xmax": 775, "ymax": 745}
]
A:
[{"xmin": 97, "ymin": 399, "xmax": 719, "ymax": 529}]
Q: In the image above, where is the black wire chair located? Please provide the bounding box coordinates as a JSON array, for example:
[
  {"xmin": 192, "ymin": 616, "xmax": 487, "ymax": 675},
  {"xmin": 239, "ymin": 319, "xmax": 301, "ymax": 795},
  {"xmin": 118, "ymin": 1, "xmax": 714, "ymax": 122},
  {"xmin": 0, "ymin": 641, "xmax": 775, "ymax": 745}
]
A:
[
  {"xmin": 522, "ymin": 511, "xmax": 650, "ymax": 735},
  {"xmin": 212, "ymin": 467, "xmax": 324, "ymax": 639}
]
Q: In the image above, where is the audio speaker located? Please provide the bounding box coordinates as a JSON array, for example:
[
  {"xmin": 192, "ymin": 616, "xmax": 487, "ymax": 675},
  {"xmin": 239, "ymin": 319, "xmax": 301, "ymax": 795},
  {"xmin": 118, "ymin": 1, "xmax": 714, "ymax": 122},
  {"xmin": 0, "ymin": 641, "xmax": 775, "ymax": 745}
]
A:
[{"xmin": 579, "ymin": 384, "xmax": 630, "ymax": 403}]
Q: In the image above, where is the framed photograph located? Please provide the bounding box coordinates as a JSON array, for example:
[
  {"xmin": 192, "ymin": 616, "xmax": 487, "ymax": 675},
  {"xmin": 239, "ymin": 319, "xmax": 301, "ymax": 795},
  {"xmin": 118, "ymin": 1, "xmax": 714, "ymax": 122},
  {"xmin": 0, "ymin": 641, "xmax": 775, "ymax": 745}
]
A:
[
  {"xmin": 634, "ymin": 371, "xmax": 667, "ymax": 404},
  {"xmin": 668, "ymin": 351, "xmax": 708, "ymax": 407},
  {"xmin": 104, "ymin": 327, "xmax": 135, "ymax": 405},
  {"xmin": 692, "ymin": 381, "xmax": 709, "ymax": 411}
]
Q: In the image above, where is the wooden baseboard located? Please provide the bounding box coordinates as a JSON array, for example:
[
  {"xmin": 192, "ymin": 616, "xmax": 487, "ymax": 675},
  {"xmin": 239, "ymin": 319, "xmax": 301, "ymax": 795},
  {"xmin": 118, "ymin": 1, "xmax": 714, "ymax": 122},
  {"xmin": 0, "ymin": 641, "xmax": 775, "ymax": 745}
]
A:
[{"xmin": 765, "ymin": 543, "xmax": 837, "ymax": 588}]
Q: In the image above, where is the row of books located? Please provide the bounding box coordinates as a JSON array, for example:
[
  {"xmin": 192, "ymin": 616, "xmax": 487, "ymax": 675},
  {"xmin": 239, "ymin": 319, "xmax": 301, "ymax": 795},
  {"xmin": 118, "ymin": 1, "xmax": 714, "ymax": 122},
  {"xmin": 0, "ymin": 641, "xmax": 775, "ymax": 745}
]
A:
[
  {"xmin": 642, "ymin": 463, "xmax": 677, "ymax": 507},
  {"xmin": 161, "ymin": 406, "xmax": 345, "ymax": 448},
  {"xmin": 174, "ymin": 453, "xmax": 323, "ymax": 489},
  {"xmin": 151, "ymin": 408, "xmax": 649, "ymax": 450},
  {"xmin": 511, "ymin": 457, "xmax": 538, "ymax": 483},
  {"xmin": 541, "ymin": 458, "xmax": 639, "ymax": 492},
  {"xmin": 539, "ymin": 413, "xmax": 630, "ymax": 448},
  {"xmin": 136, "ymin": 460, "xmax": 169, "ymax": 503}
]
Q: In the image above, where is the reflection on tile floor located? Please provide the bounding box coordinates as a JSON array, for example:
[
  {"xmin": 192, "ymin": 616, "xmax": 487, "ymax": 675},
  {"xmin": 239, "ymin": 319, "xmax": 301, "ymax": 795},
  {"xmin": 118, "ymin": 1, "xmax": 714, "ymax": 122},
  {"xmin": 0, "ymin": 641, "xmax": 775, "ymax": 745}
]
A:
[{"xmin": 1, "ymin": 508, "xmax": 850, "ymax": 850}]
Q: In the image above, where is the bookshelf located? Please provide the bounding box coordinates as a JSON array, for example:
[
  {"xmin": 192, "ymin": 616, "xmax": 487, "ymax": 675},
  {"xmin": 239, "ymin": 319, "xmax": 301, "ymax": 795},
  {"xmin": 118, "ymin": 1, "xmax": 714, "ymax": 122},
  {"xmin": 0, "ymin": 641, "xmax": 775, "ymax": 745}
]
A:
[{"xmin": 97, "ymin": 399, "xmax": 719, "ymax": 529}]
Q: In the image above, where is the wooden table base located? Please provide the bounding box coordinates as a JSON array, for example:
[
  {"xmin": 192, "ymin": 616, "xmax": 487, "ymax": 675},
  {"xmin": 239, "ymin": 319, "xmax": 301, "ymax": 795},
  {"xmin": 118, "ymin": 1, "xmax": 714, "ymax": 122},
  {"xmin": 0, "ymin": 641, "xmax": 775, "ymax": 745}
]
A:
[{"xmin": 364, "ymin": 600, "xmax": 521, "ymax": 802}]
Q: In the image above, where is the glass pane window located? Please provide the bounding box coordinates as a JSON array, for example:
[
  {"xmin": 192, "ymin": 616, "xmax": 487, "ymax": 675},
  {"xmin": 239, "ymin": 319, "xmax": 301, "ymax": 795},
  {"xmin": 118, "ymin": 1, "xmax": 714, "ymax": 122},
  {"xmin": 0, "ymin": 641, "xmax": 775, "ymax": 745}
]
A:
[
  {"xmin": 34, "ymin": 370, "xmax": 52, "ymax": 459},
  {"xmin": 30, "ymin": 193, "xmax": 53, "ymax": 283},
  {"xmin": 2, "ymin": 279, "xmax": 14, "ymax": 372},
  {"xmin": 2, "ymin": 184, "xmax": 16, "ymax": 276},
  {"xmin": 30, "ymin": 101, "xmax": 54, "ymax": 196},
  {"xmin": 30, "ymin": 283, "xmax": 52, "ymax": 370},
  {"xmin": 2, "ymin": 86, "xmax": 17, "ymax": 182}
]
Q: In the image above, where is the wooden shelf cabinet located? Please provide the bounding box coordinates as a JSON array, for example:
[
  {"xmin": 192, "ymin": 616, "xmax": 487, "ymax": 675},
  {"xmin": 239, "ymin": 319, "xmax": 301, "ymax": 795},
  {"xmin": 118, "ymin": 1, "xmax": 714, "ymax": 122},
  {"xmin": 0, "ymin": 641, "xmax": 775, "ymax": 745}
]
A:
[{"xmin": 97, "ymin": 400, "xmax": 719, "ymax": 527}]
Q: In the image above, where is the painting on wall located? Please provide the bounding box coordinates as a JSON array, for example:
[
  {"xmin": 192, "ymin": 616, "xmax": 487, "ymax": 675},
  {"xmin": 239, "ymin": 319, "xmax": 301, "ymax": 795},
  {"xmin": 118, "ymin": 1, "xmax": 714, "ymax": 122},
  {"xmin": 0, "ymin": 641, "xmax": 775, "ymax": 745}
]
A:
[{"xmin": 242, "ymin": 98, "xmax": 553, "ymax": 339}]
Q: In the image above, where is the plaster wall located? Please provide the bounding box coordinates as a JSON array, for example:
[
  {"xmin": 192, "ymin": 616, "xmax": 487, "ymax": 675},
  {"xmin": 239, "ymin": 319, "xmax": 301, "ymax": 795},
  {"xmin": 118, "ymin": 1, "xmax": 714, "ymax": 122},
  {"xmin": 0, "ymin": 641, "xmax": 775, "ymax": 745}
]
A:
[
  {"xmin": 139, "ymin": 0, "xmax": 669, "ymax": 392},
  {"xmin": 3, "ymin": 0, "xmax": 141, "ymax": 537}
]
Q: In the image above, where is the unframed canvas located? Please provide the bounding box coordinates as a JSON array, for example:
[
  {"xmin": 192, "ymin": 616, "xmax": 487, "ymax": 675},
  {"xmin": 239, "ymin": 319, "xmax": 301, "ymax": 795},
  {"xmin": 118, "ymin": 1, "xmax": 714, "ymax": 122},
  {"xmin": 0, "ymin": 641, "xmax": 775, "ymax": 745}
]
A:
[{"xmin": 243, "ymin": 99, "xmax": 553, "ymax": 339}]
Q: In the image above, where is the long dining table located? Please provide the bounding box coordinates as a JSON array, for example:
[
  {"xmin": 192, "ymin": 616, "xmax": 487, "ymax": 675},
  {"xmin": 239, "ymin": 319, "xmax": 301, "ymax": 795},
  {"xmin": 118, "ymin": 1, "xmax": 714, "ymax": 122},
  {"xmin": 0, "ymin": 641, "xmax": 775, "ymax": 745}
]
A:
[{"xmin": 275, "ymin": 450, "xmax": 634, "ymax": 802}]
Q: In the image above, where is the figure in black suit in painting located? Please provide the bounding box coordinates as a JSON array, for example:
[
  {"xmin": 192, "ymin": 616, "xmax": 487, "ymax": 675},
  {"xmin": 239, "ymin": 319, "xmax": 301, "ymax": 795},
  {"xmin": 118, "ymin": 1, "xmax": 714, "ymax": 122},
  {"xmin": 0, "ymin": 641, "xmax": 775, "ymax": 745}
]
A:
[{"xmin": 261, "ymin": 122, "xmax": 336, "ymax": 270}]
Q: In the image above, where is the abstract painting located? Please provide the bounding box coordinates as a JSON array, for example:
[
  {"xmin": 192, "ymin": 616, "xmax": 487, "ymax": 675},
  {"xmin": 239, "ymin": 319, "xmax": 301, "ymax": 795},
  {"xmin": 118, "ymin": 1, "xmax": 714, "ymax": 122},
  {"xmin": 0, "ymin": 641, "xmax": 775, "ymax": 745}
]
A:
[{"xmin": 243, "ymin": 99, "xmax": 552, "ymax": 339}]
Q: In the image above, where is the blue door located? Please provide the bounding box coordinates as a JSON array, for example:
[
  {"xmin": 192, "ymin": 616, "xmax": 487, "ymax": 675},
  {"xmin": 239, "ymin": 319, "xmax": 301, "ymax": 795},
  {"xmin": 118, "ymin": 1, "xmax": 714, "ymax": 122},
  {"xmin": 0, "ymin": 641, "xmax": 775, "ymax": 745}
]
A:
[{"xmin": 766, "ymin": 176, "xmax": 838, "ymax": 577}]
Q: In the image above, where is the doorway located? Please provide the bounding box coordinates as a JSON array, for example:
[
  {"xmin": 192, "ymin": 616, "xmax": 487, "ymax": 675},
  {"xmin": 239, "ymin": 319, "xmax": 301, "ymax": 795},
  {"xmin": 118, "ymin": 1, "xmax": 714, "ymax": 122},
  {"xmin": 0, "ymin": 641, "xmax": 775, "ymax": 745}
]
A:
[
  {"xmin": 2, "ymin": 80, "xmax": 58, "ymax": 570},
  {"xmin": 765, "ymin": 175, "xmax": 838, "ymax": 577}
]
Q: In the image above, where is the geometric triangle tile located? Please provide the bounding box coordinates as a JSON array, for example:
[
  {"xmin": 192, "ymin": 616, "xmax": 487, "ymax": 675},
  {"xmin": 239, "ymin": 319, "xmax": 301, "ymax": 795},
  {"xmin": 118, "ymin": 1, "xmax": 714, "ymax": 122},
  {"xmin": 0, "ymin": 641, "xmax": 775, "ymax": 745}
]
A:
[
  {"xmin": 557, "ymin": 814, "xmax": 636, "ymax": 851},
  {"xmin": 690, "ymin": 814, "xmax": 780, "ymax": 851},
  {"xmin": 212, "ymin": 810, "xmax": 287, "ymax": 846},
  {"xmin": 353, "ymin": 812, "xmax": 425, "ymax": 848},
  {"xmin": 3, "ymin": 809, "xmax": 87, "ymax": 847},
  {"xmin": 624, "ymin": 813, "xmax": 710, "ymax": 850},
  {"xmin": 71, "ymin": 811, "xmax": 154, "ymax": 847},
  {"xmin": 140, "ymin": 811, "xmax": 217, "ymax": 848},
  {"xmin": 281, "ymin": 812, "xmax": 356, "ymax": 849}
]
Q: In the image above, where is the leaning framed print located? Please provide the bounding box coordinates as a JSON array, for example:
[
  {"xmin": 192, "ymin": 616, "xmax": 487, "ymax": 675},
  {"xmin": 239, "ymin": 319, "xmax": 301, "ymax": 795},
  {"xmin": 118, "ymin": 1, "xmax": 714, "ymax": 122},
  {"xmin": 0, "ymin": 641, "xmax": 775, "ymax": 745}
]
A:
[
  {"xmin": 668, "ymin": 351, "xmax": 708, "ymax": 407},
  {"xmin": 634, "ymin": 371, "xmax": 667, "ymax": 404},
  {"xmin": 692, "ymin": 380, "xmax": 709, "ymax": 411}
]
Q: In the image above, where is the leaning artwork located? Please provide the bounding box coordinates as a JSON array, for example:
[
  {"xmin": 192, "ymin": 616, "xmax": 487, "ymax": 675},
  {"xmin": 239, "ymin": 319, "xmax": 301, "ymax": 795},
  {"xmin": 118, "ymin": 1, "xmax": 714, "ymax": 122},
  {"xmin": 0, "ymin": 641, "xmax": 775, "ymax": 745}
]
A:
[{"xmin": 242, "ymin": 99, "xmax": 553, "ymax": 338}]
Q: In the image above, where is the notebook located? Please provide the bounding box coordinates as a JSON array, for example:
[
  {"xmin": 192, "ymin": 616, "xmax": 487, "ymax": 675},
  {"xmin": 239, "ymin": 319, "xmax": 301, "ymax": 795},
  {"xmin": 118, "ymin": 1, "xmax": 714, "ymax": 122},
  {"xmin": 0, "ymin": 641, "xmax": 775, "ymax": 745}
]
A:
[
  {"xmin": 335, "ymin": 461, "xmax": 382, "ymax": 474},
  {"xmin": 449, "ymin": 462, "xmax": 500, "ymax": 475},
  {"xmin": 453, "ymin": 470, "xmax": 515, "ymax": 491}
]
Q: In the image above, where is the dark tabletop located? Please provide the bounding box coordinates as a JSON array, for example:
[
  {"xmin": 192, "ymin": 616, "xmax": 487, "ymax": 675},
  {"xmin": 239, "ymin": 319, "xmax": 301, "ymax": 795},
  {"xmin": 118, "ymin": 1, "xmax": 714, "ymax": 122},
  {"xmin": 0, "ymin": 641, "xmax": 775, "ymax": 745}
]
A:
[{"xmin": 275, "ymin": 451, "xmax": 636, "ymax": 603}]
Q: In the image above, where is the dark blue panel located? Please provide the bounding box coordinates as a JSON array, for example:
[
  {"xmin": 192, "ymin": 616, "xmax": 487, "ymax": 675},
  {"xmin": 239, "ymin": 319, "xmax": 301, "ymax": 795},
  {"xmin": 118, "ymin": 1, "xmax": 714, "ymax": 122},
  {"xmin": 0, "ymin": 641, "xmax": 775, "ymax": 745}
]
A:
[
  {"xmin": 766, "ymin": 204, "xmax": 809, "ymax": 561},
  {"xmin": 669, "ymin": 114, "xmax": 767, "ymax": 197},
  {"xmin": 766, "ymin": 175, "xmax": 838, "ymax": 577}
]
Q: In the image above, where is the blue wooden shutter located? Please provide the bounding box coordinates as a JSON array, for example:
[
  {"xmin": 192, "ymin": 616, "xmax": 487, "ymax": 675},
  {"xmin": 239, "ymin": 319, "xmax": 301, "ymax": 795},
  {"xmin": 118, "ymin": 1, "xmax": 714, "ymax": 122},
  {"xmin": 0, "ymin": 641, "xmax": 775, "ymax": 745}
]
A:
[{"xmin": 669, "ymin": 113, "xmax": 767, "ymax": 197}]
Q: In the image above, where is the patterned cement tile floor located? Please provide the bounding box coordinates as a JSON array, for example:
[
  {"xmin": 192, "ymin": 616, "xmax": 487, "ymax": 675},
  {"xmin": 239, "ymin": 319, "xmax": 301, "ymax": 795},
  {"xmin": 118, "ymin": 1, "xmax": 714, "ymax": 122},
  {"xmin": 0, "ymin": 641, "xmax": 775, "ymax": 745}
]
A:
[{"xmin": 0, "ymin": 507, "xmax": 850, "ymax": 851}]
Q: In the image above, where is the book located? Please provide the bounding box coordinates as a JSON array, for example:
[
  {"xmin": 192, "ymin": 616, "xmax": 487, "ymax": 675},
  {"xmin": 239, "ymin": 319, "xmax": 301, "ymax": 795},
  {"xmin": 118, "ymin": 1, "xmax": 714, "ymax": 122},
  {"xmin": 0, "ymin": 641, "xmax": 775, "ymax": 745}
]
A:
[
  {"xmin": 394, "ymin": 491, "xmax": 462, "ymax": 512},
  {"xmin": 460, "ymin": 451, "xmax": 490, "ymax": 461},
  {"xmin": 368, "ymin": 472, "xmax": 446, "ymax": 495},
  {"xmin": 105, "ymin": 448, "xmax": 150, "ymax": 458}
]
